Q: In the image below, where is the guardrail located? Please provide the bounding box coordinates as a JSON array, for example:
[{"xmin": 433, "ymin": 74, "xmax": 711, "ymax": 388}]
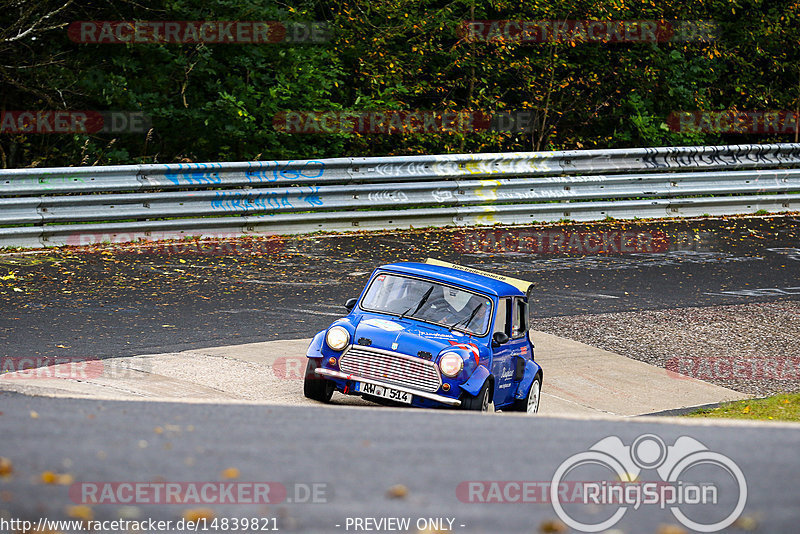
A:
[{"xmin": 2, "ymin": 143, "xmax": 800, "ymax": 248}]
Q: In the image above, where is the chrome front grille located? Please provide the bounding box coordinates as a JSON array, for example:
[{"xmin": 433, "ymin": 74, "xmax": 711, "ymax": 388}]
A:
[{"xmin": 339, "ymin": 346, "xmax": 442, "ymax": 393}]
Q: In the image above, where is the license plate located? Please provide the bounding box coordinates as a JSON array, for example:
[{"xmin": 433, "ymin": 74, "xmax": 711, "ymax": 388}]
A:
[{"xmin": 356, "ymin": 382, "xmax": 412, "ymax": 404}]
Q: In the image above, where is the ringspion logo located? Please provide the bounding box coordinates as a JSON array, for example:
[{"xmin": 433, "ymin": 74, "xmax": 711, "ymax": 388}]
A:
[{"xmin": 550, "ymin": 434, "xmax": 746, "ymax": 532}]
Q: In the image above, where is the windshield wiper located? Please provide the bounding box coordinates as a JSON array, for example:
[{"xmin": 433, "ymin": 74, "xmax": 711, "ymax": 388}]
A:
[
  {"xmin": 400, "ymin": 286, "xmax": 434, "ymax": 319},
  {"xmin": 448, "ymin": 302, "xmax": 484, "ymax": 332}
]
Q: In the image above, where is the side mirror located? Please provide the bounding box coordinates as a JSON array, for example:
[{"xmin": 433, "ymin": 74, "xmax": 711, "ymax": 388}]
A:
[
  {"xmin": 492, "ymin": 331, "xmax": 509, "ymax": 347},
  {"xmin": 344, "ymin": 298, "xmax": 358, "ymax": 312}
]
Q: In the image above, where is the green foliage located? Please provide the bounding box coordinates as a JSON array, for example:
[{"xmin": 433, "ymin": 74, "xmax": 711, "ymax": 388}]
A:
[{"xmin": 1, "ymin": 0, "xmax": 799, "ymax": 167}]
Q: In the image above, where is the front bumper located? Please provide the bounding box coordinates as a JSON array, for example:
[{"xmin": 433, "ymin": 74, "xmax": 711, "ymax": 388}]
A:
[{"xmin": 315, "ymin": 368, "xmax": 462, "ymax": 407}]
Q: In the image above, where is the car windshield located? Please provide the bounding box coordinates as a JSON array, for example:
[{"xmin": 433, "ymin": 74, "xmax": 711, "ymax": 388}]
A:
[{"xmin": 360, "ymin": 273, "xmax": 493, "ymax": 336}]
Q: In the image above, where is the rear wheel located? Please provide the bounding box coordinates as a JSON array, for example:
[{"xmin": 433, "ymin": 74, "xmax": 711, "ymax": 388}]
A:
[
  {"xmin": 304, "ymin": 358, "xmax": 334, "ymax": 403},
  {"xmin": 461, "ymin": 381, "xmax": 491, "ymax": 412},
  {"xmin": 512, "ymin": 376, "xmax": 541, "ymax": 414}
]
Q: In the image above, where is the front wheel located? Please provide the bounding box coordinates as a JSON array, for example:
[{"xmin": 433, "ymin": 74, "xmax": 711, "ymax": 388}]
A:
[
  {"xmin": 303, "ymin": 358, "xmax": 334, "ymax": 403},
  {"xmin": 512, "ymin": 376, "xmax": 541, "ymax": 414},
  {"xmin": 461, "ymin": 381, "xmax": 491, "ymax": 412}
]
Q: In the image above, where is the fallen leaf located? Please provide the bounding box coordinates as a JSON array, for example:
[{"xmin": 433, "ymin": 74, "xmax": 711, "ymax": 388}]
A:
[
  {"xmin": 183, "ymin": 508, "xmax": 215, "ymax": 522},
  {"xmin": 733, "ymin": 515, "xmax": 758, "ymax": 530},
  {"xmin": 30, "ymin": 410, "xmax": 39, "ymax": 419},
  {"xmin": 66, "ymin": 505, "xmax": 94, "ymax": 521},
  {"xmin": 41, "ymin": 470, "xmax": 73, "ymax": 485},
  {"xmin": 0, "ymin": 457, "xmax": 12, "ymax": 477},
  {"xmin": 221, "ymin": 467, "xmax": 240, "ymax": 480},
  {"xmin": 657, "ymin": 524, "xmax": 688, "ymax": 534},
  {"xmin": 539, "ymin": 519, "xmax": 568, "ymax": 533},
  {"xmin": 386, "ymin": 484, "xmax": 408, "ymax": 499}
]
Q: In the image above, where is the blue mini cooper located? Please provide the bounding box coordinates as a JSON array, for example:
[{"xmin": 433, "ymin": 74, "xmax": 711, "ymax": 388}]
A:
[{"xmin": 304, "ymin": 259, "xmax": 542, "ymax": 413}]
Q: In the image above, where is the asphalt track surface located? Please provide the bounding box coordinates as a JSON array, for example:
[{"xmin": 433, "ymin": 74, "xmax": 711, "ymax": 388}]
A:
[
  {"xmin": 1, "ymin": 215, "xmax": 800, "ymax": 533},
  {"xmin": 1, "ymin": 392, "xmax": 798, "ymax": 533},
  {"xmin": 1, "ymin": 216, "xmax": 799, "ymax": 361}
]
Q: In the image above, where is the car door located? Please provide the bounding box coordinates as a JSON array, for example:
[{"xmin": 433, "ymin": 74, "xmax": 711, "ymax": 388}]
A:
[
  {"xmin": 491, "ymin": 297, "xmax": 516, "ymax": 407},
  {"xmin": 509, "ymin": 297, "xmax": 533, "ymax": 391}
]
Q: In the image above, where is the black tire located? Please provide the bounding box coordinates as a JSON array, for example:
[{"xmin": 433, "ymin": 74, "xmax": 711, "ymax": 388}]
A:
[
  {"xmin": 303, "ymin": 358, "xmax": 334, "ymax": 403},
  {"xmin": 461, "ymin": 380, "xmax": 491, "ymax": 412},
  {"xmin": 510, "ymin": 375, "xmax": 541, "ymax": 414}
]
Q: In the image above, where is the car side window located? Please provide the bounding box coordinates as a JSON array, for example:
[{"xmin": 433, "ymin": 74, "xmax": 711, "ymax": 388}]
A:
[
  {"xmin": 511, "ymin": 298, "xmax": 528, "ymax": 339},
  {"xmin": 494, "ymin": 297, "xmax": 510, "ymax": 335}
]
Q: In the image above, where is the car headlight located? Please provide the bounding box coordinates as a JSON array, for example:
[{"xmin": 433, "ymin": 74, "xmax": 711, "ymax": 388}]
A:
[
  {"xmin": 325, "ymin": 326, "xmax": 350, "ymax": 351},
  {"xmin": 439, "ymin": 352, "xmax": 464, "ymax": 377}
]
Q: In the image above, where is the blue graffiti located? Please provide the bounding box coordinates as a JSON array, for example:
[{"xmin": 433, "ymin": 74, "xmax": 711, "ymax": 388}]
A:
[
  {"xmin": 211, "ymin": 190, "xmax": 294, "ymax": 214},
  {"xmin": 300, "ymin": 186, "xmax": 323, "ymax": 206},
  {"xmin": 164, "ymin": 163, "xmax": 224, "ymax": 186},
  {"xmin": 245, "ymin": 160, "xmax": 325, "ymax": 184}
]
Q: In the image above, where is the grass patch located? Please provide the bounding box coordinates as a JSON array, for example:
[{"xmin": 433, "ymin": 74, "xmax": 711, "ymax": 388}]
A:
[{"xmin": 686, "ymin": 393, "xmax": 800, "ymax": 421}]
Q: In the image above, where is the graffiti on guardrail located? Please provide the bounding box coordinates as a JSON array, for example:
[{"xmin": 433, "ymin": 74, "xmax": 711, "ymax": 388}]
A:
[
  {"xmin": 160, "ymin": 161, "xmax": 326, "ymax": 187},
  {"xmin": 209, "ymin": 186, "xmax": 324, "ymax": 212},
  {"xmin": 34, "ymin": 173, "xmax": 89, "ymax": 190},
  {"xmin": 245, "ymin": 160, "xmax": 326, "ymax": 183},
  {"xmin": 640, "ymin": 145, "xmax": 800, "ymax": 170},
  {"xmin": 367, "ymin": 190, "xmax": 409, "ymax": 203},
  {"xmin": 3, "ymin": 144, "xmax": 800, "ymax": 248},
  {"xmin": 211, "ymin": 191, "xmax": 292, "ymax": 212},
  {"xmin": 432, "ymin": 189, "xmax": 455, "ymax": 203},
  {"xmin": 163, "ymin": 163, "xmax": 223, "ymax": 186}
]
